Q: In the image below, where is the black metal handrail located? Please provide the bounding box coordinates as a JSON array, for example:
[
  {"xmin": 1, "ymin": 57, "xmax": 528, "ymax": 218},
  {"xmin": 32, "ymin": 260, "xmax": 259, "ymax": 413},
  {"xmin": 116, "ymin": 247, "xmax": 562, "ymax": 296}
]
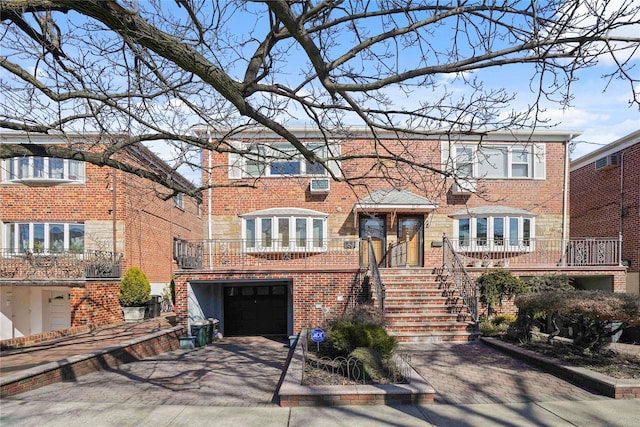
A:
[
  {"xmin": 442, "ymin": 237, "xmax": 479, "ymax": 329},
  {"xmin": 367, "ymin": 236, "xmax": 385, "ymax": 311}
]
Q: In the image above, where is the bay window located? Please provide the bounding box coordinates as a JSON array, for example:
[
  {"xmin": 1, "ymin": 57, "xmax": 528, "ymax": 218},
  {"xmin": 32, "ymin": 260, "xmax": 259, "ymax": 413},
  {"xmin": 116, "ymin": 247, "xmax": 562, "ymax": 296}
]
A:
[
  {"xmin": 241, "ymin": 208, "xmax": 328, "ymax": 252},
  {"xmin": 3, "ymin": 156, "xmax": 85, "ymax": 183},
  {"xmin": 4, "ymin": 222, "xmax": 85, "ymax": 253},
  {"xmin": 452, "ymin": 210, "xmax": 535, "ymax": 251}
]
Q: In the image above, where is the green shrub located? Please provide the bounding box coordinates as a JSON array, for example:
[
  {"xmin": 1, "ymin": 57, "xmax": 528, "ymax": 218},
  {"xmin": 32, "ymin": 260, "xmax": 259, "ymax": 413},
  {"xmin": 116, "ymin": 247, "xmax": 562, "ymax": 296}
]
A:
[
  {"xmin": 119, "ymin": 267, "xmax": 151, "ymax": 306},
  {"xmin": 476, "ymin": 269, "xmax": 528, "ymax": 316},
  {"xmin": 328, "ymin": 320, "xmax": 397, "ymax": 358},
  {"xmin": 492, "ymin": 313, "xmax": 517, "ymax": 326},
  {"xmin": 525, "ymin": 274, "xmax": 575, "ymax": 293},
  {"xmin": 479, "ymin": 313, "xmax": 517, "ymax": 336}
]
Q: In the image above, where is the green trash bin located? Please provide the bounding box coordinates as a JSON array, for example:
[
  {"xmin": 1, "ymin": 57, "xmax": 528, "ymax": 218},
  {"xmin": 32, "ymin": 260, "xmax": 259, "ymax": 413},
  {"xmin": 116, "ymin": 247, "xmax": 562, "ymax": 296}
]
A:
[{"xmin": 191, "ymin": 321, "xmax": 208, "ymax": 347}]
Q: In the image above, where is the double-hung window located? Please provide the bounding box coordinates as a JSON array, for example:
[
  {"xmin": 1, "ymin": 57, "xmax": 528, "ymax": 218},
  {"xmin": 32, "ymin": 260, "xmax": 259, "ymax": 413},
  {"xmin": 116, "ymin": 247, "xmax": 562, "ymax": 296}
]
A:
[
  {"xmin": 3, "ymin": 156, "xmax": 85, "ymax": 183},
  {"xmin": 444, "ymin": 142, "xmax": 545, "ymax": 180},
  {"xmin": 241, "ymin": 209, "xmax": 327, "ymax": 252},
  {"xmin": 229, "ymin": 141, "xmax": 340, "ymax": 179}
]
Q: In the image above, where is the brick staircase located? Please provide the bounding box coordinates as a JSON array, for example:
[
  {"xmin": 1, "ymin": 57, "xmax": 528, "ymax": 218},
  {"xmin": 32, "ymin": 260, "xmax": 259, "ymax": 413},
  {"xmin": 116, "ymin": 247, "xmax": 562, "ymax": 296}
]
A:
[{"xmin": 381, "ymin": 268, "xmax": 478, "ymax": 343}]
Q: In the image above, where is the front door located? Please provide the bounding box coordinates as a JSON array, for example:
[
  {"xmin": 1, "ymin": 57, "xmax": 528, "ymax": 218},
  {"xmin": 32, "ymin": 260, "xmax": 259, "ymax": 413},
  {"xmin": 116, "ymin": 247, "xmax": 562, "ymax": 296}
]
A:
[
  {"xmin": 398, "ymin": 216, "xmax": 424, "ymax": 267},
  {"xmin": 359, "ymin": 216, "xmax": 386, "ymax": 266}
]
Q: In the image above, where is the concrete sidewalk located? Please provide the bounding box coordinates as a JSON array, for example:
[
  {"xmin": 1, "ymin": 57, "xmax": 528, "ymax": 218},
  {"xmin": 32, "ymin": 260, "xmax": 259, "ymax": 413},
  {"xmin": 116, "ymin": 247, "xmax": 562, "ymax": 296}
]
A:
[{"xmin": 2, "ymin": 397, "xmax": 639, "ymax": 426}]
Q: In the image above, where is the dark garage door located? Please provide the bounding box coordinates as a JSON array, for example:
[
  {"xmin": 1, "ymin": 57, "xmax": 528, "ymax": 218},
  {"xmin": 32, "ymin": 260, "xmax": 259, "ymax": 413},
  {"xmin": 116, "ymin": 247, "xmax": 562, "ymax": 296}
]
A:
[{"xmin": 224, "ymin": 284, "xmax": 288, "ymax": 336}]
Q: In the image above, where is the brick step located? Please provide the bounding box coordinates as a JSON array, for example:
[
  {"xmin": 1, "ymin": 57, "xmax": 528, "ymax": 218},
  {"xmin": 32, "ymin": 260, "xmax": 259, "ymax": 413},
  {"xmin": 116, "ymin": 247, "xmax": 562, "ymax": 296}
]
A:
[
  {"xmin": 385, "ymin": 289, "xmax": 458, "ymax": 299},
  {"xmin": 386, "ymin": 322, "xmax": 473, "ymax": 333},
  {"xmin": 385, "ymin": 293, "xmax": 462, "ymax": 306},
  {"xmin": 385, "ymin": 312, "xmax": 471, "ymax": 320},
  {"xmin": 393, "ymin": 331, "xmax": 478, "ymax": 343},
  {"xmin": 384, "ymin": 305, "xmax": 468, "ymax": 315}
]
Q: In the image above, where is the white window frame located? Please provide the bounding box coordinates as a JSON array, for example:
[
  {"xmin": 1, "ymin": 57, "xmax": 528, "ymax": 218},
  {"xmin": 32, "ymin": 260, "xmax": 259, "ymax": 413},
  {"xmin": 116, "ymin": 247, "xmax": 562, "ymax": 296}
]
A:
[
  {"xmin": 453, "ymin": 216, "xmax": 534, "ymax": 252},
  {"xmin": 2, "ymin": 157, "xmax": 86, "ymax": 183},
  {"xmin": 241, "ymin": 214, "xmax": 328, "ymax": 252},
  {"xmin": 444, "ymin": 143, "xmax": 545, "ymax": 180},
  {"xmin": 173, "ymin": 193, "xmax": 184, "ymax": 209},
  {"xmin": 3, "ymin": 222, "xmax": 85, "ymax": 253},
  {"xmin": 229, "ymin": 141, "xmax": 340, "ymax": 179}
]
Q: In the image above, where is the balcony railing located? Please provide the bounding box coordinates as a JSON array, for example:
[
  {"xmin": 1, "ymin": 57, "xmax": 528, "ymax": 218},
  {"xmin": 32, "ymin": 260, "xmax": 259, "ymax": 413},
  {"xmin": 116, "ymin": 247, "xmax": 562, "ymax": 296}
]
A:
[
  {"xmin": 0, "ymin": 249, "xmax": 122, "ymax": 279},
  {"xmin": 174, "ymin": 237, "xmax": 622, "ymax": 271},
  {"xmin": 447, "ymin": 237, "xmax": 621, "ymax": 267},
  {"xmin": 175, "ymin": 238, "xmax": 364, "ymax": 270}
]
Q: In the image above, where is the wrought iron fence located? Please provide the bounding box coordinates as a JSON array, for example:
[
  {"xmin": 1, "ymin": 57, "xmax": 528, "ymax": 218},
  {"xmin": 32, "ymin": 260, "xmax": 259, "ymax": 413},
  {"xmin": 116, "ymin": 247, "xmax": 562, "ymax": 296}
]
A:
[
  {"xmin": 442, "ymin": 238, "xmax": 479, "ymax": 329},
  {"xmin": 0, "ymin": 249, "xmax": 122, "ymax": 279},
  {"xmin": 446, "ymin": 237, "xmax": 621, "ymax": 267},
  {"xmin": 300, "ymin": 329, "xmax": 410, "ymax": 385}
]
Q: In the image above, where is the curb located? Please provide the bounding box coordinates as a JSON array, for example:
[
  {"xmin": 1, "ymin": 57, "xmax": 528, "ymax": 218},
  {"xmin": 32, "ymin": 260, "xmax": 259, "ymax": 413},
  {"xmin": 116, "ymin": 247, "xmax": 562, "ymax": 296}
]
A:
[{"xmin": 481, "ymin": 337, "xmax": 640, "ymax": 399}]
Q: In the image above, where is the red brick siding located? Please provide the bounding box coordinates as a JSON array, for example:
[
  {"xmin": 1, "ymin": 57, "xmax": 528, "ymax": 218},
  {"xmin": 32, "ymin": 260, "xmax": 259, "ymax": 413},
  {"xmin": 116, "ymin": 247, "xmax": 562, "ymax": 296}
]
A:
[
  {"xmin": 120, "ymin": 171, "xmax": 202, "ymax": 284},
  {"xmin": 174, "ymin": 269, "xmax": 362, "ymax": 332},
  {"xmin": 202, "ymin": 138, "xmax": 568, "ymax": 269},
  {"xmin": 571, "ymin": 143, "xmax": 639, "ymax": 277},
  {"xmin": 69, "ymin": 281, "xmax": 123, "ymax": 327}
]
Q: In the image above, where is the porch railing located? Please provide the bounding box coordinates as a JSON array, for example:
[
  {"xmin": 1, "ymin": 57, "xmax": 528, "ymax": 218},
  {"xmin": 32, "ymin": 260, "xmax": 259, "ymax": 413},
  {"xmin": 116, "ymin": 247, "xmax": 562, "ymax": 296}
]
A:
[
  {"xmin": 175, "ymin": 238, "xmax": 363, "ymax": 270},
  {"xmin": 446, "ymin": 237, "xmax": 621, "ymax": 268},
  {"xmin": 442, "ymin": 237, "xmax": 479, "ymax": 329},
  {"xmin": 367, "ymin": 236, "xmax": 385, "ymax": 311},
  {"xmin": 0, "ymin": 249, "xmax": 123, "ymax": 279}
]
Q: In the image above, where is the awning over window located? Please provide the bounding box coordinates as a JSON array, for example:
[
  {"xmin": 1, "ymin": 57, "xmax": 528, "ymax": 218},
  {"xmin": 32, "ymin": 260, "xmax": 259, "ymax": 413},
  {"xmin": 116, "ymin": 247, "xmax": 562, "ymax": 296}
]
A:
[
  {"xmin": 239, "ymin": 207, "xmax": 328, "ymax": 218},
  {"xmin": 354, "ymin": 189, "xmax": 438, "ymax": 213},
  {"xmin": 448, "ymin": 206, "xmax": 537, "ymax": 218}
]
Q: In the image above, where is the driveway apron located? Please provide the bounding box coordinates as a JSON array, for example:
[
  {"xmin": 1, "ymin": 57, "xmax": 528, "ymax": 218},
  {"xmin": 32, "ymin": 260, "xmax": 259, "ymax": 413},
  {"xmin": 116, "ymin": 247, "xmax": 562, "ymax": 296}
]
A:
[{"xmin": 4, "ymin": 336, "xmax": 291, "ymax": 407}]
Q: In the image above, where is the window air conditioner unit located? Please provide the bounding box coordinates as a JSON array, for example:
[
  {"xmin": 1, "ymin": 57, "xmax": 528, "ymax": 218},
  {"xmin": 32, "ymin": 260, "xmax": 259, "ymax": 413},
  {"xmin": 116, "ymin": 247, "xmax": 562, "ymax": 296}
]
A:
[
  {"xmin": 310, "ymin": 178, "xmax": 330, "ymax": 193},
  {"xmin": 452, "ymin": 180, "xmax": 477, "ymax": 195},
  {"xmin": 594, "ymin": 154, "xmax": 619, "ymax": 170}
]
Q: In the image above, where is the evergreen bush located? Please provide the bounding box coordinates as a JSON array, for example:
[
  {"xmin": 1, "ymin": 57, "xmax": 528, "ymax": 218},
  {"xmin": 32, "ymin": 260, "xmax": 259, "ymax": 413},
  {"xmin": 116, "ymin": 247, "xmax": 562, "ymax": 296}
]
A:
[
  {"xmin": 476, "ymin": 269, "xmax": 528, "ymax": 316},
  {"xmin": 119, "ymin": 267, "xmax": 151, "ymax": 306},
  {"xmin": 328, "ymin": 320, "xmax": 397, "ymax": 358}
]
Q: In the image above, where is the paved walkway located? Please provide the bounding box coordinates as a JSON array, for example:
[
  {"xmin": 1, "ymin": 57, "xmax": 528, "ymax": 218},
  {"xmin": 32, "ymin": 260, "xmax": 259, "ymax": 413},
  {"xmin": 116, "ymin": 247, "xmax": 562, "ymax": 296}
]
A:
[
  {"xmin": 402, "ymin": 342, "xmax": 604, "ymax": 404},
  {"xmin": 1, "ymin": 320, "xmax": 639, "ymax": 426},
  {"xmin": 0, "ymin": 315, "xmax": 176, "ymax": 376}
]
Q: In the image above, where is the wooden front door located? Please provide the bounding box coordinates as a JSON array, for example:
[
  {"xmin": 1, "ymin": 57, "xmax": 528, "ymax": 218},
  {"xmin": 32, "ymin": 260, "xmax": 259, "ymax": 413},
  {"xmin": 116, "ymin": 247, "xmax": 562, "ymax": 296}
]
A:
[
  {"xmin": 398, "ymin": 216, "xmax": 424, "ymax": 267},
  {"xmin": 359, "ymin": 216, "xmax": 386, "ymax": 266}
]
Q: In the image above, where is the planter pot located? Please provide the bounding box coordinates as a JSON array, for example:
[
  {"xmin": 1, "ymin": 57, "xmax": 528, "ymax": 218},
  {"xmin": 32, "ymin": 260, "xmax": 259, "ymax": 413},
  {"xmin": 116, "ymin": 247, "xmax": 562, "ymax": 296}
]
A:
[
  {"xmin": 122, "ymin": 306, "xmax": 146, "ymax": 322},
  {"xmin": 179, "ymin": 336, "xmax": 196, "ymax": 349}
]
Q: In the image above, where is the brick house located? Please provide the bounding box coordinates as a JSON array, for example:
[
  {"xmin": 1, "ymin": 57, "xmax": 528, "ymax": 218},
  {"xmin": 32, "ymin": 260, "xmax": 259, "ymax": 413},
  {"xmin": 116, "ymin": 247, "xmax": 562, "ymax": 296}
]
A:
[
  {"xmin": 173, "ymin": 127, "xmax": 625, "ymax": 343},
  {"xmin": 0, "ymin": 132, "xmax": 202, "ymax": 344},
  {"xmin": 570, "ymin": 130, "xmax": 639, "ymax": 294}
]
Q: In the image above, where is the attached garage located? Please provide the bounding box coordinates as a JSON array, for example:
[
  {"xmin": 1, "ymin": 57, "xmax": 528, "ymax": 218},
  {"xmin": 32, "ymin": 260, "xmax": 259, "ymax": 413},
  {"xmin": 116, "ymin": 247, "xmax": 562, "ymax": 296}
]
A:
[
  {"xmin": 188, "ymin": 279, "xmax": 292, "ymax": 337},
  {"xmin": 224, "ymin": 283, "xmax": 288, "ymax": 336}
]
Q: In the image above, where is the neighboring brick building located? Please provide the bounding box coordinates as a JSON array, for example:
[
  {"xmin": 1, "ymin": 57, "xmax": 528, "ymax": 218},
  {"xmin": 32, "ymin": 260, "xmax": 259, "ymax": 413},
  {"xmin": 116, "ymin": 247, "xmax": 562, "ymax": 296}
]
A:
[
  {"xmin": 174, "ymin": 127, "xmax": 625, "ymax": 342},
  {"xmin": 0, "ymin": 132, "xmax": 202, "ymax": 343},
  {"xmin": 570, "ymin": 130, "xmax": 640, "ymax": 294}
]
